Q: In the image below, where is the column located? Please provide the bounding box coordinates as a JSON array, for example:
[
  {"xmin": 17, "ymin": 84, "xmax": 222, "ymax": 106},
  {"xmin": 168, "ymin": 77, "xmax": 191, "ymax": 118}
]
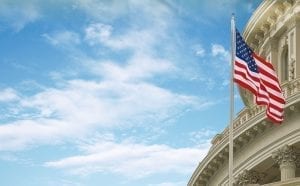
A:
[{"xmin": 272, "ymin": 145, "xmax": 297, "ymax": 181}]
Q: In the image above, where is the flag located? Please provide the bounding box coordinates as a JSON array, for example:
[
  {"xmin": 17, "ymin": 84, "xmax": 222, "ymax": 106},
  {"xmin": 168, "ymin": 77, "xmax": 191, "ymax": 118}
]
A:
[{"xmin": 233, "ymin": 28, "xmax": 285, "ymax": 123}]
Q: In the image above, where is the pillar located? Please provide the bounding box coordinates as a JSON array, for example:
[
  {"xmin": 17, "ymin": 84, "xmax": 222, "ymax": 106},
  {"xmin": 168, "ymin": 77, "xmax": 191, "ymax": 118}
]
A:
[{"xmin": 272, "ymin": 145, "xmax": 297, "ymax": 181}]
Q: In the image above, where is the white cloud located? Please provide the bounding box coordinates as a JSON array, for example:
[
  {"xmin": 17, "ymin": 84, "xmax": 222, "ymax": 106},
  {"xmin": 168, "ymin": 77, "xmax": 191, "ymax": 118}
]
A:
[
  {"xmin": 0, "ymin": 76, "xmax": 200, "ymax": 151},
  {"xmin": 211, "ymin": 44, "xmax": 230, "ymax": 61},
  {"xmin": 192, "ymin": 44, "xmax": 205, "ymax": 57},
  {"xmin": 189, "ymin": 129, "xmax": 216, "ymax": 147},
  {"xmin": 43, "ymin": 31, "xmax": 81, "ymax": 46},
  {"xmin": 84, "ymin": 23, "xmax": 112, "ymax": 46},
  {"xmin": 76, "ymin": 0, "xmax": 172, "ymax": 27},
  {"xmin": 45, "ymin": 140, "xmax": 210, "ymax": 178},
  {"xmin": 84, "ymin": 22, "xmax": 161, "ymax": 54},
  {"xmin": 82, "ymin": 0, "xmax": 174, "ymax": 54},
  {"xmin": 0, "ymin": 88, "xmax": 19, "ymax": 102},
  {"xmin": 73, "ymin": 0, "xmax": 129, "ymax": 21},
  {"xmin": 0, "ymin": 119, "xmax": 70, "ymax": 151},
  {"xmin": 95, "ymin": 54, "xmax": 176, "ymax": 82},
  {"xmin": 0, "ymin": 1, "xmax": 40, "ymax": 31}
]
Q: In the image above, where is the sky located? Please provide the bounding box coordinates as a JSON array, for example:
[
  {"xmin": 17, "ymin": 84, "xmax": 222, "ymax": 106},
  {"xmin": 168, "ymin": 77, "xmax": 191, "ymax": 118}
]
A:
[{"xmin": 0, "ymin": 0, "xmax": 262, "ymax": 186}]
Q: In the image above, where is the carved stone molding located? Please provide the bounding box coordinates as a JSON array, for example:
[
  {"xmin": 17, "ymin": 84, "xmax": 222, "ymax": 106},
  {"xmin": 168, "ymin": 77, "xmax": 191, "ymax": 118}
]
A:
[
  {"xmin": 275, "ymin": 6, "xmax": 284, "ymax": 16},
  {"xmin": 272, "ymin": 145, "xmax": 297, "ymax": 165},
  {"xmin": 272, "ymin": 145, "xmax": 297, "ymax": 181},
  {"xmin": 261, "ymin": 23, "xmax": 270, "ymax": 33},
  {"xmin": 234, "ymin": 170, "xmax": 265, "ymax": 186},
  {"xmin": 283, "ymin": 0, "xmax": 293, "ymax": 9},
  {"xmin": 289, "ymin": 58, "xmax": 296, "ymax": 80}
]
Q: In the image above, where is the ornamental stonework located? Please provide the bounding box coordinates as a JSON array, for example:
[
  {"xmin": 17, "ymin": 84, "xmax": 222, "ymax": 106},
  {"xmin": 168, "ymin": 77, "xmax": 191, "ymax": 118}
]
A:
[
  {"xmin": 272, "ymin": 145, "xmax": 297, "ymax": 165},
  {"xmin": 234, "ymin": 170, "xmax": 265, "ymax": 186}
]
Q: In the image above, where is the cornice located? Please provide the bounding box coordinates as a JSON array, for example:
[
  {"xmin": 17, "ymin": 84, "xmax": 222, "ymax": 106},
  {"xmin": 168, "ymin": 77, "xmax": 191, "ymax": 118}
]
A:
[{"xmin": 244, "ymin": 0, "xmax": 295, "ymax": 45}]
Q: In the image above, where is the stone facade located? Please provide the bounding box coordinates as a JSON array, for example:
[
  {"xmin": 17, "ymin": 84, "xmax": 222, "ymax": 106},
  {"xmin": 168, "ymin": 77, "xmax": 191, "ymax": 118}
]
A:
[{"xmin": 188, "ymin": 0, "xmax": 300, "ymax": 185}]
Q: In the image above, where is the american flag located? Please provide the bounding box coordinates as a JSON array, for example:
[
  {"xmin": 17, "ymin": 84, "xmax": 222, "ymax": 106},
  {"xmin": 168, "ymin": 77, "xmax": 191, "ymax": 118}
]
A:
[{"xmin": 233, "ymin": 29, "xmax": 285, "ymax": 123}]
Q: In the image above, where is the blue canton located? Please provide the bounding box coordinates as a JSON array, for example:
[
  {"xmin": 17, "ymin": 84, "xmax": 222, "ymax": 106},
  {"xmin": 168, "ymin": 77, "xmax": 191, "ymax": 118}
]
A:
[{"xmin": 236, "ymin": 29, "xmax": 258, "ymax": 73}]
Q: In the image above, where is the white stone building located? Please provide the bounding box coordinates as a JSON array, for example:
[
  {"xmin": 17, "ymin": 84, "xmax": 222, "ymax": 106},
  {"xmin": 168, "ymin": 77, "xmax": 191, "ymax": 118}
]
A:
[{"xmin": 188, "ymin": 0, "xmax": 300, "ymax": 185}]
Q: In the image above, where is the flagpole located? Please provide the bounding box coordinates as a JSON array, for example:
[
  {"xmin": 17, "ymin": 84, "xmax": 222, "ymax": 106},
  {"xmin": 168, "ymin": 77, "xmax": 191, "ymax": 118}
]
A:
[{"xmin": 229, "ymin": 14, "xmax": 235, "ymax": 186}]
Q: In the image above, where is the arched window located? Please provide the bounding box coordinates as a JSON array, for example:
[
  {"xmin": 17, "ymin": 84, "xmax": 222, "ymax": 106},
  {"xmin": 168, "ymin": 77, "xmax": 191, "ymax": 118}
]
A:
[{"xmin": 281, "ymin": 47, "xmax": 289, "ymax": 82}]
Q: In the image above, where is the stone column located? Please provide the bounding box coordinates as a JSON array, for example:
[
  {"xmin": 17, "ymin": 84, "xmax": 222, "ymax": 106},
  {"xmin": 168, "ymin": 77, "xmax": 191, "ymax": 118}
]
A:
[{"xmin": 272, "ymin": 145, "xmax": 297, "ymax": 181}]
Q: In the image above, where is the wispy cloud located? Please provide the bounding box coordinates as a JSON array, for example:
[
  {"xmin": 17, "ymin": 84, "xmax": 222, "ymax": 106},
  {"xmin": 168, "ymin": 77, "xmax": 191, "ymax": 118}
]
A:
[
  {"xmin": 189, "ymin": 128, "xmax": 216, "ymax": 147},
  {"xmin": 0, "ymin": 0, "xmax": 40, "ymax": 31},
  {"xmin": 45, "ymin": 140, "xmax": 210, "ymax": 178},
  {"xmin": 211, "ymin": 44, "xmax": 230, "ymax": 62},
  {"xmin": 0, "ymin": 77, "xmax": 200, "ymax": 151},
  {"xmin": 43, "ymin": 31, "xmax": 81, "ymax": 46},
  {"xmin": 192, "ymin": 44, "xmax": 205, "ymax": 57},
  {"xmin": 73, "ymin": 0, "xmax": 129, "ymax": 21},
  {"xmin": 94, "ymin": 54, "xmax": 176, "ymax": 82},
  {"xmin": 0, "ymin": 88, "xmax": 19, "ymax": 102}
]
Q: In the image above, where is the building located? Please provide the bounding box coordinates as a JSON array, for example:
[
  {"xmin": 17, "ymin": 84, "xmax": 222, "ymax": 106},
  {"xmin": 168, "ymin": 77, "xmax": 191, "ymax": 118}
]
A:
[{"xmin": 188, "ymin": 0, "xmax": 300, "ymax": 185}]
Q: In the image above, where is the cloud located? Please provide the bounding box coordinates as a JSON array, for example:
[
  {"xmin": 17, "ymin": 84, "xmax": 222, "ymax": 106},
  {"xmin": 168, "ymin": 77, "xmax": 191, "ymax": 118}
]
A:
[
  {"xmin": 0, "ymin": 119, "xmax": 71, "ymax": 151},
  {"xmin": 75, "ymin": 0, "xmax": 172, "ymax": 27},
  {"xmin": 84, "ymin": 22, "xmax": 164, "ymax": 54},
  {"xmin": 189, "ymin": 129, "xmax": 216, "ymax": 147},
  {"xmin": 84, "ymin": 22, "xmax": 152, "ymax": 51},
  {"xmin": 192, "ymin": 44, "xmax": 205, "ymax": 57},
  {"xmin": 0, "ymin": 76, "xmax": 200, "ymax": 151},
  {"xmin": 45, "ymin": 140, "xmax": 210, "ymax": 178},
  {"xmin": 84, "ymin": 23, "xmax": 112, "ymax": 46},
  {"xmin": 0, "ymin": 5, "xmax": 201, "ymax": 151},
  {"xmin": 0, "ymin": 0, "xmax": 40, "ymax": 31},
  {"xmin": 0, "ymin": 88, "xmax": 19, "ymax": 102},
  {"xmin": 211, "ymin": 44, "xmax": 230, "ymax": 61},
  {"xmin": 81, "ymin": 0, "xmax": 174, "ymax": 54},
  {"xmin": 73, "ymin": 0, "xmax": 129, "ymax": 21},
  {"xmin": 93, "ymin": 54, "xmax": 176, "ymax": 82},
  {"xmin": 43, "ymin": 31, "xmax": 81, "ymax": 46}
]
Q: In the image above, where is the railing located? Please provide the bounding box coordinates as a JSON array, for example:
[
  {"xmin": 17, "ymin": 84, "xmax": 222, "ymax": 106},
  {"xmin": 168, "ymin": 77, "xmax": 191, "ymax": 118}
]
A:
[
  {"xmin": 263, "ymin": 177, "xmax": 300, "ymax": 186},
  {"xmin": 210, "ymin": 77, "xmax": 300, "ymax": 147}
]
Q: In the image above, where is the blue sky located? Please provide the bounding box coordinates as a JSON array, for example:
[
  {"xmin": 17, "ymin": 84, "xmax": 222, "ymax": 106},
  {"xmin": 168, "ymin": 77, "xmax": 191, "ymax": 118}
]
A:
[{"xmin": 0, "ymin": 1, "xmax": 261, "ymax": 186}]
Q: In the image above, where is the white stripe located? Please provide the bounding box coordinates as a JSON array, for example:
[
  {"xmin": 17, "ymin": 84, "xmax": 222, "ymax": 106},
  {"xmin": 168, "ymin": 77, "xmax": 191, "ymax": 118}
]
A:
[
  {"xmin": 269, "ymin": 107, "xmax": 284, "ymax": 117},
  {"xmin": 267, "ymin": 108, "xmax": 283, "ymax": 118},
  {"xmin": 256, "ymin": 96, "xmax": 269, "ymax": 104}
]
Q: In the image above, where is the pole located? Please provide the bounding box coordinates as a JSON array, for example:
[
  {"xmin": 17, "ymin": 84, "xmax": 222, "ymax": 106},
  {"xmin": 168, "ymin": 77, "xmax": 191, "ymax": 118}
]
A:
[{"xmin": 229, "ymin": 14, "xmax": 235, "ymax": 186}]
